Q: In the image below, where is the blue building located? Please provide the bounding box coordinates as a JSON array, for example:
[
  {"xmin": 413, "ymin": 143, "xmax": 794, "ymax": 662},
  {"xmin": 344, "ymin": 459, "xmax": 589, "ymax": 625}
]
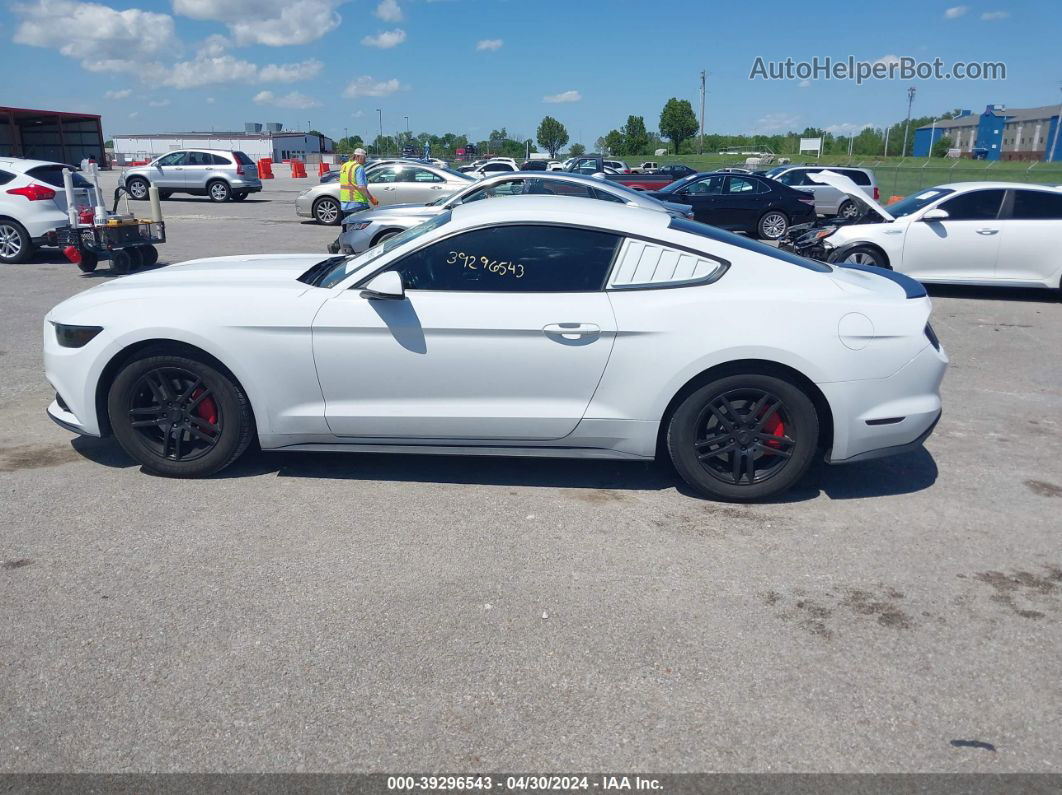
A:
[{"xmin": 912, "ymin": 104, "xmax": 1061, "ymax": 161}]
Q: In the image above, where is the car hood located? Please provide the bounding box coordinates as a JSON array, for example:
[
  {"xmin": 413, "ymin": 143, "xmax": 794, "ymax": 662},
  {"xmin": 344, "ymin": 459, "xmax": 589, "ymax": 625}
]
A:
[{"xmin": 807, "ymin": 170, "xmax": 895, "ymax": 221}]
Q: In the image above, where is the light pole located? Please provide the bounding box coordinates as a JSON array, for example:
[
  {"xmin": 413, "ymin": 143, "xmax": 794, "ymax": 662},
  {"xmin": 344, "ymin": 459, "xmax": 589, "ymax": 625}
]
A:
[
  {"xmin": 698, "ymin": 69, "xmax": 707, "ymax": 155},
  {"xmin": 901, "ymin": 86, "xmax": 916, "ymax": 158},
  {"xmin": 376, "ymin": 108, "xmax": 383, "ymax": 155}
]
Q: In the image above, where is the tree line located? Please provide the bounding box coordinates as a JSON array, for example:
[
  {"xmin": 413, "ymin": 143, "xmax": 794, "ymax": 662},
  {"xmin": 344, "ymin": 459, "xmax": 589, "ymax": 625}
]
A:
[{"xmin": 333, "ymin": 100, "xmax": 963, "ymax": 160}]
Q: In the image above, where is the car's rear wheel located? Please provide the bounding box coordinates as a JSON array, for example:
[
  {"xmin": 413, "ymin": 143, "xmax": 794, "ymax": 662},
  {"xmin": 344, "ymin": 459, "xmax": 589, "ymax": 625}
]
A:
[
  {"xmin": 0, "ymin": 219, "xmax": 32, "ymax": 263},
  {"xmin": 757, "ymin": 211, "xmax": 789, "ymax": 240},
  {"xmin": 231, "ymin": 192, "xmax": 248, "ymax": 202},
  {"xmin": 838, "ymin": 200, "xmax": 860, "ymax": 220},
  {"xmin": 158, "ymin": 190, "xmax": 172, "ymax": 200},
  {"xmin": 108, "ymin": 351, "xmax": 254, "ymax": 477},
  {"xmin": 666, "ymin": 373, "xmax": 819, "ymax": 501},
  {"xmin": 314, "ymin": 197, "xmax": 341, "ymax": 225},
  {"xmin": 838, "ymin": 245, "xmax": 889, "ymax": 269},
  {"xmin": 207, "ymin": 180, "xmax": 231, "ymax": 202},
  {"xmin": 126, "ymin": 177, "xmax": 150, "ymax": 200}
]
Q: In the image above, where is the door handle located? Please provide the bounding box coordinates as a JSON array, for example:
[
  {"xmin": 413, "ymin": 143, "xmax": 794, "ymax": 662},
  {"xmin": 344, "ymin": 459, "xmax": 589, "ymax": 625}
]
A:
[
  {"xmin": 430, "ymin": 185, "xmax": 443, "ymax": 190},
  {"xmin": 543, "ymin": 323, "xmax": 600, "ymax": 340},
  {"xmin": 976, "ymin": 228, "xmax": 999, "ymax": 235}
]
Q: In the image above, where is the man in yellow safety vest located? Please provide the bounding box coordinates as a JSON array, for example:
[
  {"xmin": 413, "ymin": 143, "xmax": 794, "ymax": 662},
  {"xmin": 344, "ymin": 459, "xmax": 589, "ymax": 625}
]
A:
[{"xmin": 329, "ymin": 147, "xmax": 379, "ymax": 253}]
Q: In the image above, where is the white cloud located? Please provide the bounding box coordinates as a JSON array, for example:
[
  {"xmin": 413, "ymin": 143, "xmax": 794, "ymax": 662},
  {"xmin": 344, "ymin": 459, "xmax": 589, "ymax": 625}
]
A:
[
  {"xmin": 128, "ymin": 111, "xmax": 139, "ymax": 118},
  {"xmin": 824, "ymin": 122, "xmax": 875, "ymax": 136},
  {"xmin": 874, "ymin": 54, "xmax": 901, "ymax": 67},
  {"xmin": 798, "ymin": 79, "xmax": 810, "ymax": 88},
  {"xmin": 148, "ymin": 98, "xmax": 171, "ymax": 107},
  {"xmin": 104, "ymin": 88, "xmax": 132, "ymax": 100},
  {"xmin": 944, "ymin": 5, "xmax": 968, "ymax": 18},
  {"xmin": 343, "ymin": 76, "xmax": 403, "ymax": 97},
  {"xmin": 152, "ymin": 54, "xmax": 259, "ymax": 88},
  {"xmin": 254, "ymin": 90, "xmax": 322, "ymax": 109},
  {"xmin": 361, "ymin": 28, "xmax": 406, "ymax": 48},
  {"xmin": 258, "ymin": 59, "xmax": 323, "ymax": 82},
  {"xmin": 206, "ymin": 97, "xmax": 216, "ymax": 103},
  {"xmin": 352, "ymin": 110, "xmax": 365, "ymax": 117},
  {"xmin": 196, "ymin": 33, "xmax": 230, "ymax": 58},
  {"xmin": 543, "ymin": 89, "xmax": 581, "ymax": 103},
  {"xmin": 173, "ymin": 0, "xmax": 344, "ymax": 46},
  {"xmin": 13, "ymin": 0, "xmax": 178, "ymax": 69},
  {"xmin": 375, "ymin": 0, "xmax": 402, "ymax": 22},
  {"xmin": 981, "ymin": 10, "xmax": 1009, "ymax": 20},
  {"xmin": 476, "ymin": 38, "xmax": 503, "ymax": 51},
  {"xmin": 753, "ymin": 112, "xmax": 800, "ymax": 134}
]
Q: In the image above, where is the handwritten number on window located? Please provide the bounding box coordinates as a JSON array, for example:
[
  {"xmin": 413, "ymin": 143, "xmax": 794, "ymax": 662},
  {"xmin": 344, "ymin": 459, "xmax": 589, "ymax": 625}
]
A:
[{"xmin": 446, "ymin": 251, "xmax": 524, "ymax": 278}]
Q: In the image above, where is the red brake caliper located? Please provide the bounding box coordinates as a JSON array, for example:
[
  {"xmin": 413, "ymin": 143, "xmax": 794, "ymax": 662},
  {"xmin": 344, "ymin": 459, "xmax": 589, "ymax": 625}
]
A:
[
  {"xmin": 760, "ymin": 410, "xmax": 784, "ymax": 449},
  {"xmin": 190, "ymin": 387, "xmax": 218, "ymax": 427}
]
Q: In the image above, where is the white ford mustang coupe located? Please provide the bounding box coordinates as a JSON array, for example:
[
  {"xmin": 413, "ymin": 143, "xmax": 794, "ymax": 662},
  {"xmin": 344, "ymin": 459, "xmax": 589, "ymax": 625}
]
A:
[{"xmin": 44, "ymin": 197, "xmax": 947, "ymax": 501}]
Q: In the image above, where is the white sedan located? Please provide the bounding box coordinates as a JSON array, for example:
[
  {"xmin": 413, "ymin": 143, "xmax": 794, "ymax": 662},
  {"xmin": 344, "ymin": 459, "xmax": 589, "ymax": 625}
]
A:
[
  {"xmin": 43, "ymin": 197, "xmax": 947, "ymax": 501},
  {"xmin": 811, "ymin": 172, "xmax": 1062, "ymax": 290},
  {"xmin": 295, "ymin": 162, "xmax": 474, "ymax": 225}
]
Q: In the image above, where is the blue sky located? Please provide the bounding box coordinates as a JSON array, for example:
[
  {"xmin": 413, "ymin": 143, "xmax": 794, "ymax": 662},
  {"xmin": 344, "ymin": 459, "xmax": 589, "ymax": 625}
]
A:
[{"xmin": 3, "ymin": 0, "xmax": 1059, "ymax": 143}]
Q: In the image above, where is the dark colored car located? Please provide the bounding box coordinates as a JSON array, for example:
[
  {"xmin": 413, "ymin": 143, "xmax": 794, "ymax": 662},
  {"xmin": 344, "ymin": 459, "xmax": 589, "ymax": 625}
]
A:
[
  {"xmin": 646, "ymin": 172, "xmax": 816, "ymax": 240},
  {"xmin": 654, "ymin": 163, "xmax": 697, "ymax": 180},
  {"xmin": 520, "ymin": 160, "xmax": 549, "ymax": 171}
]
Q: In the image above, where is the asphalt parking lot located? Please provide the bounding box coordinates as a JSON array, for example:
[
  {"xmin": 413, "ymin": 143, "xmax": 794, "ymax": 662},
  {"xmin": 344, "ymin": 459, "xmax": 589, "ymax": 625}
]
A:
[{"xmin": 2, "ymin": 171, "xmax": 1061, "ymax": 774}]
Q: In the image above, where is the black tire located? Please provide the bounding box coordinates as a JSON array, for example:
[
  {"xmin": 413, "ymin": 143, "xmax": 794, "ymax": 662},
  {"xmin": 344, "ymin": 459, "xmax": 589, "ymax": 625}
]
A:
[
  {"xmin": 108, "ymin": 351, "xmax": 254, "ymax": 477},
  {"xmin": 110, "ymin": 249, "xmax": 132, "ymax": 275},
  {"xmin": 838, "ymin": 200, "xmax": 859, "ymax": 220},
  {"xmin": 836, "ymin": 245, "xmax": 889, "ymax": 269},
  {"xmin": 126, "ymin": 247, "xmax": 145, "ymax": 271},
  {"xmin": 372, "ymin": 229, "xmax": 400, "ymax": 246},
  {"xmin": 0, "ymin": 219, "xmax": 33, "ymax": 263},
  {"xmin": 313, "ymin": 196, "xmax": 341, "ymax": 225},
  {"xmin": 207, "ymin": 180, "xmax": 231, "ymax": 202},
  {"xmin": 666, "ymin": 373, "xmax": 819, "ymax": 502},
  {"xmin": 757, "ymin": 210, "xmax": 789, "ymax": 240},
  {"xmin": 140, "ymin": 244, "xmax": 159, "ymax": 266},
  {"xmin": 159, "ymin": 190, "xmax": 173, "ymax": 200},
  {"xmin": 76, "ymin": 251, "xmax": 99, "ymax": 273},
  {"xmin": 231, "ymin": 192, "xmax": 248, "ymax": 202},
  {"xmin": 126, "ymin": 177, "xmax": 150, "ymax": 201}
]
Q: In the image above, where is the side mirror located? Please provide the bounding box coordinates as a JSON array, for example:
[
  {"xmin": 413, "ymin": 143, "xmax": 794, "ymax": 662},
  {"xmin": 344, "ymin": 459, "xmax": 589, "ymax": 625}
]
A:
[
  {"xmin": 922, "ymin": 208, "xmax": 949, "ymax": 221},
  {"xmin": 359, "ymin": 270, "xmax": 405, "ymax": 300}
]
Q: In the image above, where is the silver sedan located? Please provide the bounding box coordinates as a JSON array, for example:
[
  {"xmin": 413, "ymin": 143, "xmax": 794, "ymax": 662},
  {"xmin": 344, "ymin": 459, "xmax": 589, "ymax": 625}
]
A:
[
  {"xmin": 295, "ymin": 162, "xmax": 474, "ymax": 225},
  {"xmin": 337, "ymin": 171, "xmax": 695, "ymax": 254}
]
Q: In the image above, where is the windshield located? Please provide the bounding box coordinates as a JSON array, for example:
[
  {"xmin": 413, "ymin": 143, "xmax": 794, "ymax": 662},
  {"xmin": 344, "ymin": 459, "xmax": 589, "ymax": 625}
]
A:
[
  {"xmin": 657, "ymin": 174, "xmax": 699, "ymax": 194},
  {"xmin": 440, "ymin": 167, "xmax": 475, "ymax": 181},
  {"xmin": 885, "ymin": 188, "xmax": 955, "ymax": 218},
  {"xmin": 302, "ymin": 212, "xmax": 453, "ymax": 288},
  {"xmin": 764, "ymin": 167, "xmax": 787, "ymax": 178}
]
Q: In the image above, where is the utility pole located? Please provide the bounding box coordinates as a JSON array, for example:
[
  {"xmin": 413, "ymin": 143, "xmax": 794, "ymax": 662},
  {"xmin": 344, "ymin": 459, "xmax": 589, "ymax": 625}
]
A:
[
  {"xmin": 883, "ymin": 125, "xmax": 890, "ymax": 157},
  {"xmin": 699, "ymin": 70, "xmax": 707, "ymax": 155},
  {"xmin": 1050, "ymin": 83, "xmax": 1062, "ymax": 163},
  {"xmin": 901, "ymin": 86, "xmax": 916, "ymax": 158}
]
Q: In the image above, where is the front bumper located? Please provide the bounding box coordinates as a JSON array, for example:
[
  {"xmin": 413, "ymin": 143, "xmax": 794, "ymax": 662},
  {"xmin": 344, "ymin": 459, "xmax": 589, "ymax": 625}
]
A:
[
  {"xmin": 295, "ymin": 194, "xmax": 313, "ymax": 217},
  {"xmin": 821, "ymin": 342, "xmax": 948, "ymax": 464},
  {"xmin": 47, "ymin": 398, "xmax": 97, "ymax": 437}
]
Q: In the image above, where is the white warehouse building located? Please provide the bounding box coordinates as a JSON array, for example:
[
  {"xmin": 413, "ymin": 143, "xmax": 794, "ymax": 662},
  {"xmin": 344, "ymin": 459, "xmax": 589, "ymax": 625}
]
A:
[{"xmin": 111, "ymin": 123, "xmax": 334, "ymax": 165}]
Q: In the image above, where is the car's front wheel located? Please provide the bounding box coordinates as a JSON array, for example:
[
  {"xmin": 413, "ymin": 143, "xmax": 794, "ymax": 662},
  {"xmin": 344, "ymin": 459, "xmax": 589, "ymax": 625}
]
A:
[
  {"xmin": 314, "ymin": 197, "xmax": 341, "ymax": 225},
  {"xmin": 126, "ymin": 177, "xmax": 150, "ymax": 200},
  {"xmin": 666, "ymin": 373, "xmax": 819, "ymax": 501},
  {"xmin": 108, "ymin": 350, "xmax": 254, "ymax": 477},
  {"xmin": 757, "ymin": 210, "xmax": 789, "ymax": 240},
  {"xmin": 837, "ymin": 245, "xmax": 889, "ymax": 269}
]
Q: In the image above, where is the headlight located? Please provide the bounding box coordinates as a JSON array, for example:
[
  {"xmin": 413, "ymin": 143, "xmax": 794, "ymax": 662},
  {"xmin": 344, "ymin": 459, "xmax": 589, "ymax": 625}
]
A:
[
  {"xmin": 53, "ymin": 323, "xmax": 103, "ymax": 348},
  {"xmin": 814, "ymin": 225, "xmax": 838, "ymax": 240}
]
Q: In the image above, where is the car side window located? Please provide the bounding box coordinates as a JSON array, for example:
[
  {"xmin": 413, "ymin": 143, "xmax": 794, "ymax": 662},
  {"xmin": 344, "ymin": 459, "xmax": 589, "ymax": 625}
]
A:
[
  {"xmin": 541, "ymin": 180, "xmax": 595, "ymax": 198},
  {"xmin": 592, "ymin": 187, "xmax": 626, "ymax": 203},
  {"xmin": 411, "ymin": 168, "xmax": 443, "ymax": 183},
  {"xmin": 184, "ymin": 151, "xmax": 212, "ymax": 166},
  {"xmin": 388, "ymin": 225, "xmax": 620, "ymax": 292},
  {"xmin": 841, "ymin": 169, "xmax": 872, "ymax": 186},
  {"xmin": 368, "ymin": 167, "xmax": 399, "ymax": 184},
  {"xmin": 459, "ymin": 179, "xmax": 525, "ymax": 202},
  {"xmin": 685, "ymin": 176, "xmax": 724, "ymax": 196},
  {"xmin": 726, "ymin": 176, "xmax": 759, "ymax": 194},
  {"xmin": 938, "ymin": 189, "xmax": 1006, "ymax": 221},
  {"xmin": 0, "ymin": 169, "xmax": 16, "ymax": 185},
  {"xmin": 156, "ymin": 152, "xmax": 187, "ymax": 166},
  {"xmin": 210, "ymin": 153, "xmax": 231, "ymax": 165},
  {"xmin": 1010, "ymin": 189, "xmax": 1062, "ymax": 220}
]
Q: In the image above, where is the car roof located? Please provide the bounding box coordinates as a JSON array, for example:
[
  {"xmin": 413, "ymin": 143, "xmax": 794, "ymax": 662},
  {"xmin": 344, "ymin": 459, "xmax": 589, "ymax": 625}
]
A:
[
  {"xmin": 449, "ymin": 194, "xmax": 669, "ymax": 235},
  {"xmin": 933, "ymin": 181, "xmax": 1062, "ymax": 191},
  {"xmin": 163, "ymin": 148, "xmax": 239, "ymax": 154},
  {"xmin": 0, "ymin": 157, "xmax": 72, "ymax": 171}
]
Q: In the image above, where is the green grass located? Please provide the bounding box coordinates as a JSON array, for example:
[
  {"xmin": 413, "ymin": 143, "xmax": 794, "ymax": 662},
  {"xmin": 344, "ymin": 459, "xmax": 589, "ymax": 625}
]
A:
[{"xmin": 634, "ymin": 153, "xmax": 1062, "ymax": 196}]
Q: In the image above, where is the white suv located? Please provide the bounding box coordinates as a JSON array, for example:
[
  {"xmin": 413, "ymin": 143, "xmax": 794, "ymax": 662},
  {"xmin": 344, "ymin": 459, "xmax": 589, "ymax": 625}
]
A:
[
  {"xmin": 122, "ymin": 149, "xmax": 261, "ymax": 202},
  {"xmin": 0, "ymin": 158, "xmax": 90, "ymax": 264}
]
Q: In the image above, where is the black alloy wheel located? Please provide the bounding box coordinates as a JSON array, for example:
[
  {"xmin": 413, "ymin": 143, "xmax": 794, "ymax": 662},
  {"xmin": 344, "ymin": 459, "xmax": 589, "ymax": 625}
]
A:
[
  {"xmin": 667, "ymin": 373, "xmax": 818, "ymax": 501},
  {"xmin": 108, "ymin": 352, "xmax": 253, "ymax": 477}
]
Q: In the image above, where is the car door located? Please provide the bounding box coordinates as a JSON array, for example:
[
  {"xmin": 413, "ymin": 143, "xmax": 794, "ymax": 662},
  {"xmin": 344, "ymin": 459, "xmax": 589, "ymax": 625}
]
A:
[
  {"xmin": 994, "ymin": 189, "xmax": 1062, "ymax": 283},
  {"xmin": 403, "ymin": 167, "xmax": 447, "ymax": 204},
  {"xmin": 714, "ymin": 175, "xmax": 767, "ymax": 228},
  {"xmin": 181, "ymin": 151, "xmax": 214, "ymax": 190},
  {"xmin": 367, "ymin": 165, "xmax": 402, "ymax": 204},
  {"xmin": 671, "ymin": 175, "xmax": 725, "ymax": 224},
  {"xmin": 151, "ymin": 151, "xmax": 188, "ymax": 188},
  {"xmin": 311, "ymin": 223, "xmax": 620, "ymax": 440},
  {"xmin": 901, "ymin": 188, "xmax": 1006, "ymax": 281}
]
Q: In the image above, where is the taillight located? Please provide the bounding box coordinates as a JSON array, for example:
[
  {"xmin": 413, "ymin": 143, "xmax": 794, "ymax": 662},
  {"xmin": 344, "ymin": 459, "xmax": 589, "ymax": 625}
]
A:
[
  {"xmin": 873, "ymin": 186, "xmax": 880, "ymax": 201},
  {"xmin": 235, "ymin": 163, "xmax": 245, "ymax": 176},
  {"xmin": 7, "ymin": 183, "xmax": 57, "ymax": 201},
  {"xmin": 798, "ymin": 196, "xmax": 815, "ymax": 205}
]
